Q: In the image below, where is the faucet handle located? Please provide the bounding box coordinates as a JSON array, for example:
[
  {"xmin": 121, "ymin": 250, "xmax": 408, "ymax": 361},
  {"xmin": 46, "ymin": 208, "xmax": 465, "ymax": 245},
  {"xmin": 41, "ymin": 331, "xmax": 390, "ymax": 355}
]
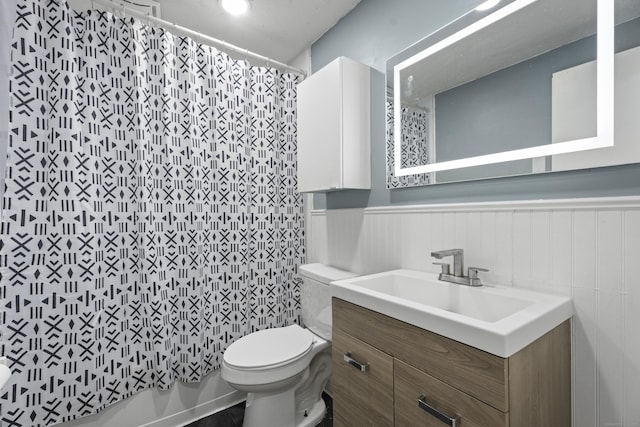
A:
[
  {"xmin": 468, "ymin": 266, "xmax": 489, "ymax": 277},
  {"xmin": 467, "ymin": 267, "xmax": 489, "ymax": 286},
  {"xmin": 433, "ymin": 262, "xmax": 450, "ymax": 275}
]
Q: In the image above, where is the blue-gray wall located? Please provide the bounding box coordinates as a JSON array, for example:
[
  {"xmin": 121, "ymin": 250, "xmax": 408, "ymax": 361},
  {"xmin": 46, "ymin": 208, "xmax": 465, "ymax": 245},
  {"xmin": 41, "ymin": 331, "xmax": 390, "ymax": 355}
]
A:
[{"xmin": 311, "ymin": 0, "xmax": 640, "ymax": 209}]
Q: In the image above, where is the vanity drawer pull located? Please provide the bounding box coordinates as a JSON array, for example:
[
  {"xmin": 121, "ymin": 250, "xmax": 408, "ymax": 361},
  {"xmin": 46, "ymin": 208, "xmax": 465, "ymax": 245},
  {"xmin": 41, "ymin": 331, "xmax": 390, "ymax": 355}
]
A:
[
  {"xmin": 417, "ymin": 395, "xmax": 460, "ymax": 426},
  {"xmin": 343, "ymin": 352, "xmax": 369, "ymax": 372}
]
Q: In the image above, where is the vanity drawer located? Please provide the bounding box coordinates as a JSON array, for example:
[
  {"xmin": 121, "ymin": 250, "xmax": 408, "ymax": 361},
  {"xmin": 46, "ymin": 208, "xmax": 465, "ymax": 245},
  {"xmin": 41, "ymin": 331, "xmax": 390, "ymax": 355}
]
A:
[
  {"xmin": 332, "ymin": 328, "xmax": 394, "ymax": 427},
  {"xmin": 333, "ymin": 298, "xmax": 508, "ymax": 411},
  {"xmin": 394, "ymin": 360, "xmax": 508, "ymax": 427}
]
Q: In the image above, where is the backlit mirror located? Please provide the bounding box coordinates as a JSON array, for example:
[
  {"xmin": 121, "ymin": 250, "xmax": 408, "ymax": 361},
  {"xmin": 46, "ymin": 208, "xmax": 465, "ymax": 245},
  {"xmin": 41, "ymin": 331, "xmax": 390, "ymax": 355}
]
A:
[{"xmin": 386, "ymin": 0, "xmax": 640, "ymax": 187}]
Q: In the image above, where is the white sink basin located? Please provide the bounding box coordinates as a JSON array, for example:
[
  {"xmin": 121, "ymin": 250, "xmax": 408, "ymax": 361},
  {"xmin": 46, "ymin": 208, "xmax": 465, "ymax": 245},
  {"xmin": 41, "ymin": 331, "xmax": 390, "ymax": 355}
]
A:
[{"xmin": 331, "ymin": 269, "xmax": 572, "ymax": 357}]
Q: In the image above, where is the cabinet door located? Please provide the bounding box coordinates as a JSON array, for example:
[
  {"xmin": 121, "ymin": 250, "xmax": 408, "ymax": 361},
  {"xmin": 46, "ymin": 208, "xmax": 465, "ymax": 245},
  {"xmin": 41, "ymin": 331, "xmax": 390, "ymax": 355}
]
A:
[
  {"xmin": 394, "ymin": 360, "xmax": 508, "ymax": 427},
  {"xmin": 332, "ymin": 328, "xmax": 394, "ymax": 427},
  {"xmin": 297, "ymin": 59, "xmax": 342, "ymax": 192}
]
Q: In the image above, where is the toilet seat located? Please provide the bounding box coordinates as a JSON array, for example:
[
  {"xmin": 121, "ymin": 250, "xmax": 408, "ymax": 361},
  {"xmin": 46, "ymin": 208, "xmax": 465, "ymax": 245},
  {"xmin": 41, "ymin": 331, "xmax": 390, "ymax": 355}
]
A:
[
  {"xmin": 222, "ymin": 325, "xmax": 328, "ymax": 388},
  {"xmin": 224, "ymin": 325, "xmax": 314, "ymax": 371}
]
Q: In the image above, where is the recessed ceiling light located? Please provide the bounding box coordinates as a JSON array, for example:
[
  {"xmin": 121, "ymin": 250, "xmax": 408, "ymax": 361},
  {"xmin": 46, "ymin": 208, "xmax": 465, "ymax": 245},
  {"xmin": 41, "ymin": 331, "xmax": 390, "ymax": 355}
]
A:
[
  {"xmin": 475, "ymin": 0, "xmax": 501, "ymax": 11},
  {"xmin": 221, "ymin": 0, "xmax": 250, "ymax": 15}
]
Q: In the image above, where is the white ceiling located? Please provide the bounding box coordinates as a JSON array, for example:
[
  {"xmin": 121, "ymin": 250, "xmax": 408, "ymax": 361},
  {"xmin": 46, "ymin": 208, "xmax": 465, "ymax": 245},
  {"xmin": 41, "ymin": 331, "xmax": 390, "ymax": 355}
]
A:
[
  {"xmin": 161, "ymin": 0, "xmax": 361, "ymax": 63},
  {"xmin": 70, "ymin": 0, "xmax": 361, "ymax": 65}
]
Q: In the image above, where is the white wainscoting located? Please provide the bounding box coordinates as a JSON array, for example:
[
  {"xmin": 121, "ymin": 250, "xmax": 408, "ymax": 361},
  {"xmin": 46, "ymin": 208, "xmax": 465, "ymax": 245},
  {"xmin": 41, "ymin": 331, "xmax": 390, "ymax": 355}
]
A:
[{"xmin": 308, "ymin": 196, "xmax": 640, "ymax": 427}]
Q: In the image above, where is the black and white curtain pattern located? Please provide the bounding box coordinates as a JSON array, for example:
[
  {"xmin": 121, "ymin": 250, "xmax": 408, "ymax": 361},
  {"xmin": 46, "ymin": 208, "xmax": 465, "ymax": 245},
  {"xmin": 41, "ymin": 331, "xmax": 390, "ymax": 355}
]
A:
[
  {"xmin": 385, "ymin": 101, "xmax": 431, "ymax": 188},
  {"xmin": 0, "ymin": 0, "xmax": 304, "ymax": 425}
]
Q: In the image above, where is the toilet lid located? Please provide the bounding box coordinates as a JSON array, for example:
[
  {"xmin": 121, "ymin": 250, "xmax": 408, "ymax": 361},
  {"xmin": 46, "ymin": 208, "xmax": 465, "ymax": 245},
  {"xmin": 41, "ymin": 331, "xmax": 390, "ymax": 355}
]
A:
[{"xmin": 223, "ymin": 325, "xmax": 314, "ymax": 370}]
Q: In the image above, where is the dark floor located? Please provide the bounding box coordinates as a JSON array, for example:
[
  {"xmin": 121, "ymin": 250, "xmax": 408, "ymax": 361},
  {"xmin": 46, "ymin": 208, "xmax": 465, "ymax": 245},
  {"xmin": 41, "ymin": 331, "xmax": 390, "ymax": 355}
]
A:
[{"xmin": 186, "ymin": 393, "xmax": 333, "ymax": 427}]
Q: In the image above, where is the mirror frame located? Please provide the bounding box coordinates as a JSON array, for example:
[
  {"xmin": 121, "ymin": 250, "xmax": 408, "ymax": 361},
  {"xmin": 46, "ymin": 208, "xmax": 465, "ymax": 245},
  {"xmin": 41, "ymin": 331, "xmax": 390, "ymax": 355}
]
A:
[{"xmin": 393, "ymin": 0, "xmax": 614, "ymax": 177}]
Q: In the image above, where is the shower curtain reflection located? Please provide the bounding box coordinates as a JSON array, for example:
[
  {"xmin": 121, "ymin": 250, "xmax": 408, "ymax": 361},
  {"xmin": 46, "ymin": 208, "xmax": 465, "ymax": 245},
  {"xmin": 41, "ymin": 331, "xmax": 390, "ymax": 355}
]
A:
[{"xmin": 386, "ymin": 100, "xmax": 432, "ymax": 188}]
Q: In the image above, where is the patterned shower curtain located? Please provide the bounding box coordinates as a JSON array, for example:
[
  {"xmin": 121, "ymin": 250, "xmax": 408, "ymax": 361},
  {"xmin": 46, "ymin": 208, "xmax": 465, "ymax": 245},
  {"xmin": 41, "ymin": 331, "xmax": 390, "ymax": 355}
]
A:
[
  {"xmin": 386, "ymin": 100, "xmax": 432, "ymax": 188},
  {"xmin": 0, "ymin": 0, "xmax": 304, "ymax": 425}
]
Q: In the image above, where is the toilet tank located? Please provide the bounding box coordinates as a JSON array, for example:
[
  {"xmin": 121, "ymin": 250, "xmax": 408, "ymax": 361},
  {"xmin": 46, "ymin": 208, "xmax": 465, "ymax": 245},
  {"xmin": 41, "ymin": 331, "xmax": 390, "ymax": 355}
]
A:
[{"xmin": 298, "ymin": 263, "xmax": 359, "ymax": 341}]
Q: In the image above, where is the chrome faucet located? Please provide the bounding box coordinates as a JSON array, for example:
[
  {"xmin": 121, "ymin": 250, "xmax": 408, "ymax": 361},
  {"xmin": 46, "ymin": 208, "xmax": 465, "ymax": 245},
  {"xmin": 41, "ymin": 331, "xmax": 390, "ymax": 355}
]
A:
[
  {"xmin": 430, "ymin": 248, "xmax": 488, "ymax": 287},
  {"xmin": 431, "ymin": 248, "xmax": 464, "ymax": 276}
]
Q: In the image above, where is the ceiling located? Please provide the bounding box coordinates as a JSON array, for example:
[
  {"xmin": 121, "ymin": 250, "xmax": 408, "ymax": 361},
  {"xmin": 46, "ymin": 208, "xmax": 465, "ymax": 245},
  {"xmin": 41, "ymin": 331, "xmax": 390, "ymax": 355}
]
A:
[
  {"xmin": 162, "ymin": 0, "xmax": 361, "ymax": 64},
  {"xmin": 69, "ymin": 0, "xmax": 361, "ymax": 65}
]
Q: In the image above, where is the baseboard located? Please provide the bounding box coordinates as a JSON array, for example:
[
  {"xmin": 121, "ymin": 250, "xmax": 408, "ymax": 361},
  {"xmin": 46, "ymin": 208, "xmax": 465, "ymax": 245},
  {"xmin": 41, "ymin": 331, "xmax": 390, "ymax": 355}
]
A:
[{"xmin": 138, "ymin": 390, "xmax": 246, "ymax": 427}]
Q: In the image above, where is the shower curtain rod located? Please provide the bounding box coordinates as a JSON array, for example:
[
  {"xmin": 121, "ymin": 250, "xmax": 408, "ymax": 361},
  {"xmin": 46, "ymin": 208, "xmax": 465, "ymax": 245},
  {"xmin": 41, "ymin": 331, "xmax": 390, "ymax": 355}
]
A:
[{"xmin": 89, "ymin": 0, "xmax": 307, "ymax": 77}]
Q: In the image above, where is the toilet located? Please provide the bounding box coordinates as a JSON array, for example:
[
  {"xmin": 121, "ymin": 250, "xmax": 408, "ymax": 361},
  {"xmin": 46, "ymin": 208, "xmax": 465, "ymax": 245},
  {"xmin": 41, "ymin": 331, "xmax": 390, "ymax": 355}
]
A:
[{"xmin": 221, "ymin": 263, "xmax": 359, "ymax": 427}]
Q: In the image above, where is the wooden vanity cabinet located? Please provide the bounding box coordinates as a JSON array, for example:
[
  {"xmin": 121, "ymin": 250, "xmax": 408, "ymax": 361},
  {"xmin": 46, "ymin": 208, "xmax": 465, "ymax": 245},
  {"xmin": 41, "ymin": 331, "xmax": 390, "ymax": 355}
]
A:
[{"xmin": 331, "ymin": 297, "xmax": 571, "ymax": 427}]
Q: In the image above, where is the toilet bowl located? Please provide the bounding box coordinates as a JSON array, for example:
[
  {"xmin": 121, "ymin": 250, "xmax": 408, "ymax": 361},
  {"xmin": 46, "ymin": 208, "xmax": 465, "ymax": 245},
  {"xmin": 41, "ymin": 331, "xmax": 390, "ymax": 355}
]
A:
[{"xmin": 221, "ymin": 263, "xmax": 359, "ymax": 427}]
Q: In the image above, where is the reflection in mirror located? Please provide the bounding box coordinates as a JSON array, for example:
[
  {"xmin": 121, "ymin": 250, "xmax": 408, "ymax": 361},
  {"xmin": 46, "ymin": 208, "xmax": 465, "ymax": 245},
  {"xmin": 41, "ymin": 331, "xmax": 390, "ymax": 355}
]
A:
[
  {"xmin": 386, "ymin": 0, "xmax": 640, "ymax": 188},
  {"xmin": 551, "ymin": 44, "xmax": 640, "ymax": 172},
  {"xmin": 385, "ymin": 98, "xmax": 432, "ymax": 187}
]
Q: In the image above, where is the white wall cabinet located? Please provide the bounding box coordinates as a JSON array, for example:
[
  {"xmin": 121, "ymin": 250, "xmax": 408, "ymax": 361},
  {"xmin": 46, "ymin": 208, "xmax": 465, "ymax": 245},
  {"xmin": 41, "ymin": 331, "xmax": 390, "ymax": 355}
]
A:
[
  {"xmin": 551, "ymin": 45, "xmax": 640, "ymax": 171},
  {"xmin": 297, "ymin": 57, "xmax": 371, "ymax": 192}
]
